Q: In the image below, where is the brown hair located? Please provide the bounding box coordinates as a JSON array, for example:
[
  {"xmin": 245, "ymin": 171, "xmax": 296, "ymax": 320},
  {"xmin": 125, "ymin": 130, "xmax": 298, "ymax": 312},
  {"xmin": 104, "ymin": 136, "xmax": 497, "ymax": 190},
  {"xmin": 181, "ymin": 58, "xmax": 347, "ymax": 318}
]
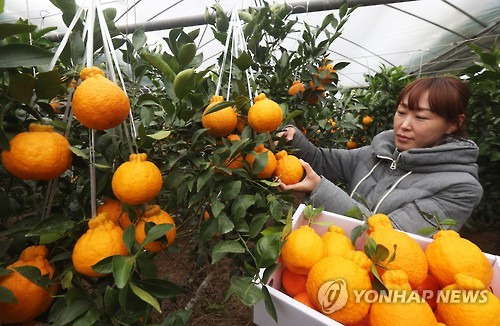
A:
[{"xmin": 396, "ymin": 76, "xmax": 469, "ymax": 137}]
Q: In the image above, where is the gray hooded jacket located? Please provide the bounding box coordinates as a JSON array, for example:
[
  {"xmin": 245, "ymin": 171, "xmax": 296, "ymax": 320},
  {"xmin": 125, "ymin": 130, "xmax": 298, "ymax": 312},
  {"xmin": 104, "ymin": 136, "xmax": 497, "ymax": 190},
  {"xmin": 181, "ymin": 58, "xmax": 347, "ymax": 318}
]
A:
[{"xmin": 290, "ymin": 128, "xmax": 483, "ymax": 234}]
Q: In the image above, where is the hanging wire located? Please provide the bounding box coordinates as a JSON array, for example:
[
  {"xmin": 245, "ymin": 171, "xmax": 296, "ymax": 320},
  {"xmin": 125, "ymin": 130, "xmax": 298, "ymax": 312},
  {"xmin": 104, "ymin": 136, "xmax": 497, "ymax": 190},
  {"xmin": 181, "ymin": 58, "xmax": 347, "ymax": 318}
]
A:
[{"xmin": 147, "ymin": 0, "xmax": 185, "ymax": 21}]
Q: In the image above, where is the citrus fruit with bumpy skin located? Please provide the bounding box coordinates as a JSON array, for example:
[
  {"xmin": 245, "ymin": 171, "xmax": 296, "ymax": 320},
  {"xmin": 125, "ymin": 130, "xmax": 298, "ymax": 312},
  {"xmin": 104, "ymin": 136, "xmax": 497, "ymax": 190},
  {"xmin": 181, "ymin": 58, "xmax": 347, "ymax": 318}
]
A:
[
  {"xmin": 288, "ymin": 80, "xmax": 305, "ymax": 96},
  {"xmin": 235, "ymin": 114, "xmax": 246, "ymax": 133},
  {"xmin": 425, "ymin": 230, "xmax": 493, "ymax": 288},
  {"xmin": 135, "ymin": 205, "xmax": 176, "ymax": 252},
  {"xmin": 306, "ymin": 253, "xmax": 372, "ymax": 325},
  {"xmin": 436, "ymin": 273, "xmax": 500, "ymax": 326},
  {"xmin": 202, "ymin": 95, "xmax": 237, "ymax": 137},
  {"xmin": 318, "ymin": 63, "xmax": 336, "ymax": 84},
  {"xmin": 281, "ymin": 267, "xmax": 307, "ymax": 297},
  {"xmin": 294, "ymin": 292, "xmax": 315, "ymax": 310},
  {"xmin": 370, "ymin": 270, "xmax": 438, "ymax": 326},
  {"xmin": 112, "ymin": 153, "xmax": 163, "ymax": 205},
  {"xmin": 321, "ymin": 225, "xmax": 354, "ymax": 257},
  {"xmin": 281, "ymin": 225, "xmax": 324, "ymax": 275},
  {"xmin": 224, "ymin": 134, "xmax": 244, "ymax": 169},
  {"xmin": 97, "ymin": 197, "xmax": 132, "ymax": 229},
  {"xmin": 2, "ymin": 123, "xmax": 72, "ymax": 180},
  {"xmin": 413, "ymin": 273, "xmax": 440, "ymax": 310},
  {"xmin": 0, "ymin": 246, "xmax": 57, "ymax": 323},
  {"xmin": 273, "ymin": 150, "xmax": 304, "ymax": 185},
  {"xmin": 367, "ymin": 214, "xmax": 428, "ymax": 288},
  {"xmin": 245, "ymin": 145, "xmax": 276, "ymax": 179},
  {"xmin": 72, "ymin": 212, "xmax": 129, "ymax": 277},
  {"xmin": 72, "ymin": 66, "xmax": 130, "ymax": 130},
  {"xmin": 248, "ymin": 93, "xmax": 283, "ymax": 133}
]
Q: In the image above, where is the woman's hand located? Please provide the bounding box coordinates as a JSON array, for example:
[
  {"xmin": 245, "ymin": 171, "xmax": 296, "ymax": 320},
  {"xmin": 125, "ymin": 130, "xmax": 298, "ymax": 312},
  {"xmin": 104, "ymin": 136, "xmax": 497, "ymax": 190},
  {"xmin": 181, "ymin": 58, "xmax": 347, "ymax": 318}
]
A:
[
  {"xmin": 276, "ymin": 126, "xmax": 296, "ymax": 142},
  {"xmin": 278, "ymin": 159, "xmax": 321, "ymax": 193}
]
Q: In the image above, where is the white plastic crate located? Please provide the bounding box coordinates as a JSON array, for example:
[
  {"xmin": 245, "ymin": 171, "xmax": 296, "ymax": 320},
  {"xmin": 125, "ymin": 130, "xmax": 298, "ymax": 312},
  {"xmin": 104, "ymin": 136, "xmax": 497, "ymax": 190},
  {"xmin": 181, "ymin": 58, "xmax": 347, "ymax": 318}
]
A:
[{"xmin": 253, "ymin": 204, "xmax": 499, "ymax": 326}]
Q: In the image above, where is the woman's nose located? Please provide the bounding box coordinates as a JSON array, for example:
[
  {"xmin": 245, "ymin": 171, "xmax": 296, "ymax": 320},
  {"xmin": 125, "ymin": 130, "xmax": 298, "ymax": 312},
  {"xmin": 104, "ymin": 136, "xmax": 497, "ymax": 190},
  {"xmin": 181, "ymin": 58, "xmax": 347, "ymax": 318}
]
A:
[{"xmin": 400, "ymin": 116, "xmax": 412, "ymax": 129}]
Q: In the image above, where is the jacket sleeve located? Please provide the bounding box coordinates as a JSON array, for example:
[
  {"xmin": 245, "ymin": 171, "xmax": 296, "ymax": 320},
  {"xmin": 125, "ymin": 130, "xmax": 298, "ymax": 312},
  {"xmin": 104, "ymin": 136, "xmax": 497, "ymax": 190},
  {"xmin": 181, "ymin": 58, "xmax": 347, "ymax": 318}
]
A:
[
  {"xmin": 387, "ymin": 180, "xmax": 484, "ymax": 235},
  {"xmin": 307, "ymin": 176, "xmax": 372, "ymax": 216},
  {"xmin": 289, "ymin": 126, "xmax": 363, "ymax": 183}
]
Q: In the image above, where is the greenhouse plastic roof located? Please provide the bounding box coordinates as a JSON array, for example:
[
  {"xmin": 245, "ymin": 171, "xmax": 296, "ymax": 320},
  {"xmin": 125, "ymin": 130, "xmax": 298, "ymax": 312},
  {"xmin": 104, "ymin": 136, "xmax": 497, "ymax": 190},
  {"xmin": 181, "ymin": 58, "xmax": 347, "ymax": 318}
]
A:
[{"xmin": 1, "ymin": 0, "xmax": 499, "ymax": 87}]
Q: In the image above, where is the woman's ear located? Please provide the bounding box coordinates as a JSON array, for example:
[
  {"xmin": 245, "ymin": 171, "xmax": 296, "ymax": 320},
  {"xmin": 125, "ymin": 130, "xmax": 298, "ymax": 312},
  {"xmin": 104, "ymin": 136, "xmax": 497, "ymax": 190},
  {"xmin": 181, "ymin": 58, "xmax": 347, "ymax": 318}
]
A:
[{"xmin": 446, "ymin": 114, "xmax": 465, "ymax": 134}]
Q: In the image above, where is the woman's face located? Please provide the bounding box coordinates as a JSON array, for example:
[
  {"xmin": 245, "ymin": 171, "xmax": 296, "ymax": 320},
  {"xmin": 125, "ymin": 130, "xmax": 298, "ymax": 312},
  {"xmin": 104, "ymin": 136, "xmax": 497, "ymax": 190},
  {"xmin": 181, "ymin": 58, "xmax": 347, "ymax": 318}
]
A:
[{"xmin": 393, "ymin": 91, "xmax": 458, "ymax": 151}]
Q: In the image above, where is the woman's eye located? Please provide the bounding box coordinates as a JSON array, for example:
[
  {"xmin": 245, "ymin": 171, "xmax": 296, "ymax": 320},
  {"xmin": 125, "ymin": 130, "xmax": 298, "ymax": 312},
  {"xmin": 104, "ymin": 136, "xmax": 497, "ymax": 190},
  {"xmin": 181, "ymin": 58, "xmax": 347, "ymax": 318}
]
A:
[
  {"xmin": 397, "ymin": 110, "xmax": 406, "ymax": 115},
  {"xmin": 416, "ymin": 116, "xmax": 428, "ymax": 120}
]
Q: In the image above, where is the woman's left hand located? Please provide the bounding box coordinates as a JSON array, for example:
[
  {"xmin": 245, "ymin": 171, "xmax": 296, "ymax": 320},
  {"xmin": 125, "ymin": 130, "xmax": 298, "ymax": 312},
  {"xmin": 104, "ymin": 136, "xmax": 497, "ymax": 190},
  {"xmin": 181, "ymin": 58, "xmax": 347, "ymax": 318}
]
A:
[{"xmin": 278, "ymin": 159, "xmax": 321, "ymax": 193}]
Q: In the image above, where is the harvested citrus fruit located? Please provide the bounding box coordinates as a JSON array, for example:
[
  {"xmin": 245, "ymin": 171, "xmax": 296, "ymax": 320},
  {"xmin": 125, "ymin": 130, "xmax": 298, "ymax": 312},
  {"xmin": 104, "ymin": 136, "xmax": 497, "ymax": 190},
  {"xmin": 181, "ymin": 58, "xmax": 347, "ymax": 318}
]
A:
[
  {"xmin": 321, "ymin": 225, "xmax": 354, "ymax": 257},
  {"xmin": 245, "ymin": 145, "xmax": 276, "ymax": 179},
  {"xmin": 294, "ymin": 292, "xmax": 315, "ymax": 310},
  {"xmin": 436, "ymin": 273, "xmax": 500, "ymax": 326},
  {"xmin": 135, "ymin": 205, "xmax": 176, "ymax": 252},
  {"xmin": 281, "ymin": 267, "xmax": 307, "ymax": 297},
  {"xmin": 72, "ymin": 66, "xmax": 130, "ymax": 130},
  {"xmin": 306, "ymin": 252, "xmax": 372, "ymax": 325},
  {"xmin": 248, "ymin": 93, "xmax": 283, "ymax": 133},
  {"xmin": 201, "ymin": 95, "xmax": 237, "ymax": 137},
  {"xmin": 2, "ymin": 123, "xmax": 72, "ymax": 180},
  {"xmin": 274, "ymin": 150, "xmax": 304, "ymax": 185},
  {"xmin": 0, "ymin": 246, "xmax": 57, "ymax": 323},
  {"xmin": 370, "ymin": 270, "xmax": 438, "ymax": 326},
  {"xmin": 425, "ymin": 230, "xmax": 493, "ymax": 288},
  {"xmin": 281, "ymin": 225, "xmax": 324, "ymax": 275},
  {"xmin": 72, "ymin": 212, "xmax": 129, "ymax": 277},
  {"xmin": 413, "ymin": 273, "xmax": 440, "ymax": 310},
  {"xmin": 367, "ymin": 214, "xmax": 428, "ymax": 287},
  {"xmin": 112, "ymin": 153, "xmax": 163, "ymax": 205}
]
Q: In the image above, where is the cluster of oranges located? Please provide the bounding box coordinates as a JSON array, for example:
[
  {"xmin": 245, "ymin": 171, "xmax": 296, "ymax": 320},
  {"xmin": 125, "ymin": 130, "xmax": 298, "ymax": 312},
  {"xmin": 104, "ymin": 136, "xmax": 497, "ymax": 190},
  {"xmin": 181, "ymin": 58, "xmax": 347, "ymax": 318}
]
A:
[{"xmin": 279, "ymin": 214, "xmax": 500, "ymax": 326}]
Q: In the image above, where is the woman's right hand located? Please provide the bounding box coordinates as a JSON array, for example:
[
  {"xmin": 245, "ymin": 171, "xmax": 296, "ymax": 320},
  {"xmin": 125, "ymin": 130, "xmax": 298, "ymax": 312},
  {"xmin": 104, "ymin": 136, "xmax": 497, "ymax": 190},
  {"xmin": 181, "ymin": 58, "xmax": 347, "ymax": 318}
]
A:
[
  {"xmin": 276, "ymin": 126, "xmax": 296, "ymax": 142},
  {"xmin": 278, "ymin": 159, "xmax": 321, "ymax": 193}
]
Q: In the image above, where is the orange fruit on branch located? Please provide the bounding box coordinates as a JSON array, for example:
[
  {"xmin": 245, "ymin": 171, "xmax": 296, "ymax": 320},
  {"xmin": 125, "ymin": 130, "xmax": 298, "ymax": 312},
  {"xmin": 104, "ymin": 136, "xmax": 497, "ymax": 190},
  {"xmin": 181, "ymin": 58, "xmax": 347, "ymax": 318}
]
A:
[
  {"xmin": 97, "ymin": 197, "xmax": 133, "ymax": 229},
  {"xmin": 362, "ymin": 115, "xmax": 373, "ymax": 126},
  {"xmin": 347, "ymin": 138, "xmax": 358, "ymax": 149},
  {"xmin": 248, "ymin": 93, "xmax": 283, "ymax": 133},
  {"xmin": 318, "ymin": 63, "xmax": 336, "ymax": 84},
  {"xmin": 201, "ymin": 95, "xmax": 237, "ymax": 137},
  {"xmin": 245, "ymin": 145, "xmax": 276, "ymax": 179},
  {"xmin": 1, "ymin": 123, "xmax": 73, "ymax": 180},
  {"xmin": 224, "ymin": 134, "xmax": 244, "ymax": 169},
  {"xmin": 72, "ymin": 66, "xmax": 130, "ymax": 130},
  {"xmin": 0, "ymin": 245, "xmax": 57, "ymax": 324},
  {"xmin": 72, "ymin": 212, "xmax": 129, "ymax": 277},
  {"xmin": 112, "ymin": 153, "xmax": 163, "ymax": 205},
  {"xmin": 425, "ymin": 230, "xmax": 493, "ymax": 288},
  {"xmin": 288, "ymin": 80, "xmax": 305, "ymax": 96},
  {"xmin": 135, "ymin": 205, "xmax": 176, "ymax": 252},
  {"xmin": 273, "ymin": 150, "xmax": 304, "ymax": 185}
]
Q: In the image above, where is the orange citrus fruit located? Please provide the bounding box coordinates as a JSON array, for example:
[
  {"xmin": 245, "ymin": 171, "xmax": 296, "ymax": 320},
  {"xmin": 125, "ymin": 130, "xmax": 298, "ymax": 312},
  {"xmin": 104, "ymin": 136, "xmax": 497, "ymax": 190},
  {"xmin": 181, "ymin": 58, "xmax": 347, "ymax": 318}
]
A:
[
  {"xmin": 245, "ymin": 145, "xmax": 276, "ymax": 179},
  {"xmin": 224, "ymin": 134, "xmax": 244, "ymax": 169},
  {"xmin": 321, "ymin": 225, "xmax": 354, "ymax": 257},
  {"xmin": 413, "ymin": 273, "xmax": 440, "ymax": 310},
  {"xmin": 72, "ymin": 66, "xmax": 130, "ymax": 130},
  {"xmin": 281, "ymin": 267, "xmax": 308, "ymax": 297},
  {"xmin": 367, "ymin": 214, "xmax": 428, "ymax": 288},
  {"xmin": 72, "ymin": 212, "xmax": 129, "ymax": 277},
  {"xmin": 362, "ymin": 115, "xmax": 373, "ymax": 126},
  {"xmin": 281, "ymin": 225, "xmax": 325, "ymax": 275},
  {"xmin": 425, "ymin": 230, "xmax": 493, "ymax": 288},
  {"xmin": 288, "ymin": 80, "xmax": 305, "ymax": 96},
  {"xmin": 97, "ymin": 197, "xmax": 133, "ymax": 229},
  {"xmin": 112, "ymin": 153, "xmax": 163, "ymax": 205},
  {"xmin": 0, "ymin": 246, "xmax": 57, "ymax": 323},
  {"xmin": 247, "ymin": 93, "xmax": 283, "ymax": 133},
  {"xmin": 2, "ymin": 123, "xmax": 72, "ymax": 180},
  {"xmin": 135, "ymin": 205, "xmax": 176, "ymax": 252},
  {"xmin": 201, "ymin": 95, "xmax": 237, "ymax": 137},
  {"xmin": 293, "ymin": 292, "xmax": 315, "ymax": 310},
  {"xmin": 273, "ymin": 150, "xmax": 304, "ymax": 185},
  {"xmin": 347, "ymin": 138, "xmax": 357, "ymax": 149}
]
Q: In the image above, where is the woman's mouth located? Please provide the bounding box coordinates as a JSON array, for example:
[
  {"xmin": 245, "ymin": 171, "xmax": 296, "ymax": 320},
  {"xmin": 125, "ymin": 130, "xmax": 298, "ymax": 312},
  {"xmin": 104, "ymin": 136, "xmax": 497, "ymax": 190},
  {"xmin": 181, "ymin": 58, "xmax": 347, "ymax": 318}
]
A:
[{"xmin": 397, "ymin": 134, "xmax": 411, "ymax": 142}]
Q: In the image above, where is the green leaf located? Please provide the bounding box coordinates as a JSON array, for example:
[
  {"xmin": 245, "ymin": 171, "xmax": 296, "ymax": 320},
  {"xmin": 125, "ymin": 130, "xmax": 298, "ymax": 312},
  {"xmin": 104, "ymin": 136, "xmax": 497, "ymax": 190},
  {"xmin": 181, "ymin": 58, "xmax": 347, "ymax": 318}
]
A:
[
  {"xmin": 104, "ymin": 286, "xmax": 120, "ymax": 313},
  {"xmin": 177, "ymin": 42, "xmax": 196, "ymax": 67},
  {"xmin": 129, "ymin": 282, "xmax": 161, "ymax": 312},
  {"xmin": 147, "ymin": 130, "xmax": 171, "ymax": 140},
  {"xmin": 255, "ymin": 232, "xmax": 280, "ymax": 268},
  {"xmin": 197, "ymin": 166, "xmax": 215, "ymax": 192},
  {"xmin": 343, "ymin": 205, "xmax": 364, "ymax": 220},
  {"xmin": 0, "ymin": 285, "xmax": 17, "ymax": 303},
  {"xmin": 35, "ymin": 69, "xmax": 61, "ymax": 99},
  {"xmin": 91, "ymin": 256, "xmax": 113, "ymax": 275},
  {"xmin": 140, "ymin": 51, "xmax": 176, "ymax": 81},
  {"xmin": 221, "ymin": 181, "xmax": 242, "ymax": 201},
  {"xmin": 142, "ymin": 223, "xmax": 173, "ymax": 247},
  {"xmin": 162, "ymin": 309, "xmax": 193, "ymax": 326},
  {"xmin": 132, "ymin": 28, "xmax": 147, "ymax": 50},
  {"xmin": 333, "ymin": 61, "xmax": 350, "ymax": 71},
  {"xmin": 112, "ymin": 255, "xmax": 135, "ymax": 289},
  {"xmin": 13, "ymin": 266, "xmax": 50, "ymax": 288},
  {"xmin": 211, "ymin": 240, "xmax": 245, "ymax": 264},
  {"xmin": 217, "ymin": 212, "xmax": 235, "ymax": 235},
  {"xmin": 417, "ymin": 226, "xmax": 437, "ymax": 236},
  {"xmin": 374, "ymin": 244, "xmax": 389, "ymax": 263},
  {"xmin": 52, "ymin": 300, "xmax": 91, "ymax": 326},
  {"xmin": 173, "ymin": 68, "xmax": 195, "ymax": 100},
  {"xmin": 0, "ymin": 23, "xmax": 36, "ymax": 40},
  {"xmin": 136, "ymin": 279, "xmax": 186, "ymax": 299},
  {"xmin": 228, "ymin": 276, "xmax": 264, "ymax": 306},
  {"xmin": 251, "ymin": 151, "xmax": 269, "ymax": 176},
  {"xmin": 8, "ymin": 73, "xmax": 35, "ymax": 104},
  {"xmin": 72, "ymin": 307, "xmax": 100, "ymax": 326},
  {"xmin": 122, "ymin": 224, "xmax": 135, "ymax": 253},
  {"xmin": 69, "ymin": 146, "xmax": 88, "ymax": 159},
  {"xmin": 231, "ymin": 195, "xmax": 256, "ymax": 220},
  {"xmin": 234, "ymin": 52, "xmax": 253, "ymax": 71},
  {"xmin": 350, "ymin": 223, "xmax": 369, "ymax": 246},
  {"xmin": 262, "ymin": 286, "xmax": 278, "ymax": 323},
  {"xmin": 26, "ymin": 214, "xmax": 75, "ymax": 244},
  {"xmin": 249, "ymin": 213, "xmax": 268, "ymax": 238},
  {"xmin": 0, "ymin": 44, "xmax": 53, "ymax": 68},
  {"xmin": 440, "ymin": 218, "xmax": 457, "ymax": 226},
  {"xmin": 364, "ymin": 235, "xmax": 377, "ymax": 260}
]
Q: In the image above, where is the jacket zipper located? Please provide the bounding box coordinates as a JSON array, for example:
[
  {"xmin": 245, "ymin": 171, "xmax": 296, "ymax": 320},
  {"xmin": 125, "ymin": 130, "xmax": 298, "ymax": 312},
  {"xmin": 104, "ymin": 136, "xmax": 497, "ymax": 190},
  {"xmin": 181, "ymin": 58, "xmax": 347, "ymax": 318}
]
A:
[{"xmin": 377, "ymin": 152, "xmax": 402, "ymax": 170}]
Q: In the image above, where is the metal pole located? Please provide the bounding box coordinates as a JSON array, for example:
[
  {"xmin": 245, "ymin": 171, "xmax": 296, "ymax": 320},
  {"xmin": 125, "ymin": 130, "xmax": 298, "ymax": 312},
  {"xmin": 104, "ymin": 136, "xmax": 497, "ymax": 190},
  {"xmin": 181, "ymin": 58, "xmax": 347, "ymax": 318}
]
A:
[{"xmin": 47, "ymin": 0, "xmax": 418, "ymax": 41}]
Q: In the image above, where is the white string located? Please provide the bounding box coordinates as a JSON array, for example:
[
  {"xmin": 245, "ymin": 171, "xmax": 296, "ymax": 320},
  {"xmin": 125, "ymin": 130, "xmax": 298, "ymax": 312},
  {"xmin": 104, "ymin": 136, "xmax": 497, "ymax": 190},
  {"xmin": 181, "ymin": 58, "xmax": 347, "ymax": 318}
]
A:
[{"xmin": 215, "ymin": 10, "xmax": 234, "ymax": 97}]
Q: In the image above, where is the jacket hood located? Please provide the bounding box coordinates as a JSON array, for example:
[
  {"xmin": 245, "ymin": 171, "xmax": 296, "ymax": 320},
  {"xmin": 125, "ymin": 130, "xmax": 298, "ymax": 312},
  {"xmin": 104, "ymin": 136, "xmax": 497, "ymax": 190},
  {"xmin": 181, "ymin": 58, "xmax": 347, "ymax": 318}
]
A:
[{"xmin": 372, "ymin": 130, "xmax": 480, "ymax": 178}]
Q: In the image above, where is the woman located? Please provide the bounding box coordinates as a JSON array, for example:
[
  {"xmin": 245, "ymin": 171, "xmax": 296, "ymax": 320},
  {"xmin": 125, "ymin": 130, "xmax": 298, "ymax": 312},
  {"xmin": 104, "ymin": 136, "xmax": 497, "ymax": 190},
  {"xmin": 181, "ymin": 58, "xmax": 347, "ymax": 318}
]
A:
[{"xmin": 279, "ymin": 76, "xmax": 483, "ymax": 234}]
